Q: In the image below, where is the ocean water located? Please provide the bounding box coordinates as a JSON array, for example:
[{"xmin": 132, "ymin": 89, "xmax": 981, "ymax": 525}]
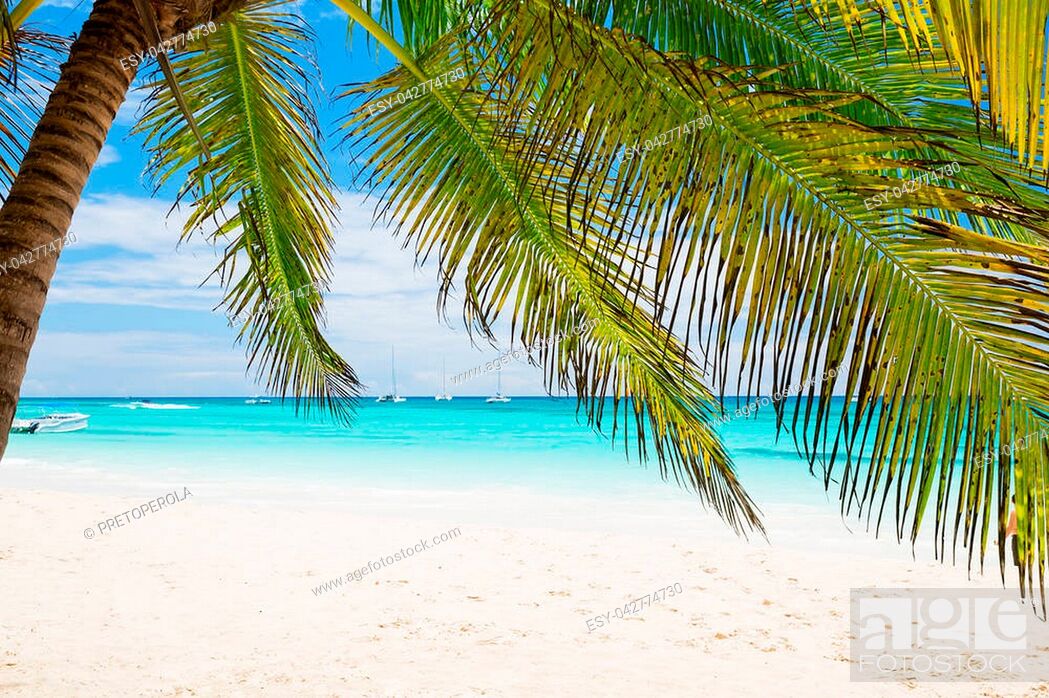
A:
[{"xmin": 4, "ymin": 396, "xmax": 849, "ymax": 507}]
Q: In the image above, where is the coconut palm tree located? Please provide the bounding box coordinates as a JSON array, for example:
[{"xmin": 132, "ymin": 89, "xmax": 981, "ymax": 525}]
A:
[{"xmin": 0, "ymin": 0, "xmax": 1045, "ymax": 603}]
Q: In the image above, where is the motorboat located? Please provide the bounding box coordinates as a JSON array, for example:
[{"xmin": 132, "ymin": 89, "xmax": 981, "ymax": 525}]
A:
[
  {"xmin": 11, "ymin": 412, "xmax": 89, "ymax": 434},
  {"xmin": 245, "ymin": 396, "xmax": 272, "ymax": 405}
]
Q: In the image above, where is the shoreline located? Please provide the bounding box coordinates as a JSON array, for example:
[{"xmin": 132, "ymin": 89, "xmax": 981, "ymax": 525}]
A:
[
  {"xmin": 0, "ymin": 456, "xmax": 1007, "ymax": 559},
  {"xmin": 1, "ymin": 465, "xmax": 1043, "ymax": 696}
]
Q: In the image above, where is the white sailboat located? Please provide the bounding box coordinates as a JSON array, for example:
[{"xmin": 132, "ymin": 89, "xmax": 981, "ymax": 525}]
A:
[
  {"xmin": 485, "ymin": 368, "xmax": 511, "ymax": 403},
  {"xmin": 434, "ymin": 359, "xmax": 452, "ymax": 401},
  {"xmin": 245, "ymin": 395, "xmax": 271, "ymax": 405},
  {"xmin": 376, "ymin": 347, "xmax": 407, "ymax": 403}
]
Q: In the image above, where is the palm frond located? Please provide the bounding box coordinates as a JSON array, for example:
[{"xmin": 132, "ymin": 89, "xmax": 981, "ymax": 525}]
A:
[
  {"xmin": 577, "ymin": 0, "xmax": 1049, "ymax": 242},
  {"xmin": 796, "ymin": 0, "xmax": 1049, "ymax": 175},
  {"xmin": 0, "ymin": 28, "xmax": 68, "ymax": 200},
  {"xmin": 133, "ymin": 0, "xmax": 359, "ymax": 418},
  {"xmin": 339, "ymin": 0, "xmax": 486, "ymax": 56},
  {"xmin": 337, "ymin": 9, "xmax": 765, "ymax": 536},
  {"xmin": 352, "ymin": 0, "xmax": 1049, "ymax": 603}
]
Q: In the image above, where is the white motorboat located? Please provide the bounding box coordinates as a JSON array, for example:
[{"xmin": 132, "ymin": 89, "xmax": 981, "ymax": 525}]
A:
[
  {"xmin": 376, "ymin": 347, "xmax": 407, "ymax": 403},
  {"xmin": 245, "ymin": 396, "xmax": 272, "ymax": 405},
  {"xmin": 485, "ymin": 369, "xmax": 511, "ymax": 403},
  {"xmin": 11, "ymin": 412, "xmax": 89, "ymax": 434}
]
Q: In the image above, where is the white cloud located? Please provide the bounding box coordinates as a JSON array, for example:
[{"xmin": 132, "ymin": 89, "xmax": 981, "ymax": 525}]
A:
[
  {"xmin": 32, "ymin": 191, "xmax": 769, "ymax": 397},
  {"xmin": 53, "ymin": 194, "xmax": 224, "ymax": 312},
  {"xmin": 96, "ymin": 144, "xmax": 121, "ymax": 168},
  {"xmin": 114, "ymin": 89, "xmax": 149, "ymax": 126},
  {"xmin": 35, "ymin": 192, "xmax": 554, "ymax": 396},
  {"xmin": 24, "ymin": 330, "xmax": 252, "ymax": 397}
]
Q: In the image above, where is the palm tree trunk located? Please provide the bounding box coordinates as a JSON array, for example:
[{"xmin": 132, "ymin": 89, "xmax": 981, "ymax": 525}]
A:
[{"xmin": 0, "ymin": 0, "xmax": 206, "ymax": 458}]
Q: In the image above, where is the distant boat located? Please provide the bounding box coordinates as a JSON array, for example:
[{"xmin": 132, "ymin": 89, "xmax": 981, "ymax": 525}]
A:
[
  {"xmin": 485, "ymin": 368, "xmax": 511, "ymax": 403},
  {"xmin": 11, "ymin": 412, "xmax": 89, "ymax": 434},
  {"xmin": 376, "ymin": 346, "xmax": 407, "ymax": 403},
  {"xmin": 245, "ymin": 395, "xmax": 272, "ymax": 405},
  {"xmin": 434, "ymin": 359, "xmax": 452, "ymax": 401},
  {"xmin": 129, "ymin": 401, "xmax": 199, "ymax": 410}
]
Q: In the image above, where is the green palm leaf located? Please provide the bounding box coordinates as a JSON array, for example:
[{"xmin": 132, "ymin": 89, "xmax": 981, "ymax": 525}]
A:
[
  {"xmin": 0, "ymin": 28, "xmax": 69, "ymax": 199},
  {"xmin": 133, "ymin": 0, "xmax": 359, "ymax": 417},
  {"xmin": 345, "ymin": 0, "xmax": 1049, "ymax": 603},
  {"xmin": 348, "ymin": 0, "xmax": 485, "ymax": 56},
  {"xmin": 797, "ymin": 0, "xmax": 1049, "ymax": 174},
  {"xmin": 336, "ymin": 5, "xmax": 764, "ymax": 535},
  {"xmin": 570, "ymin": 0, "xmax": 1049, "ymax": 245},
  {"xmin": 522, "ymin": 0, "xmax": 1049, "ymax": 600},
  {"xmin": 345, "ymin": 0, "xmax": 1049, "ymax": 207}
]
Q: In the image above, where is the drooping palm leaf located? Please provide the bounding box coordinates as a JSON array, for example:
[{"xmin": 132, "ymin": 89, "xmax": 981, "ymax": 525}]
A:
[
  {"xmin": 335, "ymin": 2, "xmax": 765, "ymax": 535},
  {"xmin": 133, "ymin": 0, "xmax": 359, "ymax": 418},
  {"xmin": 346, "ymin": 0, "xmax": 1049, "ymax": 604},
  {"xmin": 522, "ymin": 0, "xmax": 1049, "ymax": 602}
]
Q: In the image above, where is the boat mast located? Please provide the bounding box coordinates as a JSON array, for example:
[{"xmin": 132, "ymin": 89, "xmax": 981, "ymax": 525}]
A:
[
  {"xmin": 391, "ymin": 346, "xmax": 397, "ymax": 396},
  {"xmin": 442, "ymin": 359, "xmax": 447, "ymax": 394}
]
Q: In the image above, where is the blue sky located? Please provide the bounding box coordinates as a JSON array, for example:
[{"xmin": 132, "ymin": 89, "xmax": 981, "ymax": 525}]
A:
[
  {"xmin": 25, "ymin": 0, "xmax": 543, "ymax": 397},
  {"xmin": 24, "ymin": 0, "xmax": 763, "ymax": 398}
]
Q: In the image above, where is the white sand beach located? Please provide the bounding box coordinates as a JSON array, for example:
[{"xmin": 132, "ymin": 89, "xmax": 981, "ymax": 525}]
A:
[{"xmin": 1, "ymin": 472, "xmax": 1046, "ymax": 697}]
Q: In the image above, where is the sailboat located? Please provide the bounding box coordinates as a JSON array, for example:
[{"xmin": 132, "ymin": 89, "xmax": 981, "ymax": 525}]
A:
[
  {"xmin": 485, "ymin": 368, "xmax": 511, "ymax": 403},
  {"xmin": 434, "ymin": 359, "xmax": 452, "ymax": 401},
  {"xmin": 376, "ymin": 347, "xmax": 407, "ymax": 403}
]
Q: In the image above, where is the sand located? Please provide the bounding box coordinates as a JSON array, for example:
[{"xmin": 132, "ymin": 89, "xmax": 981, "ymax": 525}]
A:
[{"xmin": 0, "ymin": 476, "xmax": 1047, "ymax": 697}]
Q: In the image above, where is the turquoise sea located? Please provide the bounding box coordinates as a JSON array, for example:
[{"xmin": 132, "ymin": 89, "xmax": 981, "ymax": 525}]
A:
[{"xmin": 5, "ymin": 396, "xmax": 851, "ymax": 508}]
